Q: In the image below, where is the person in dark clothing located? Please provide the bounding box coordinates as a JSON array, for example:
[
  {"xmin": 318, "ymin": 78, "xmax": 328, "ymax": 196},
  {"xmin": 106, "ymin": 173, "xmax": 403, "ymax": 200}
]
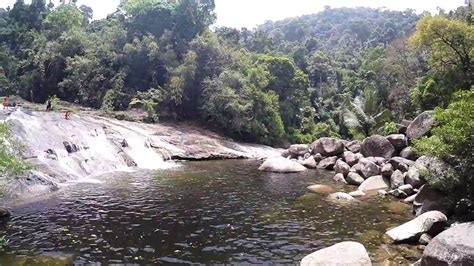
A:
[{"xmin": 46, "ymin": 99, "xmax": 52, "ymax": 111}]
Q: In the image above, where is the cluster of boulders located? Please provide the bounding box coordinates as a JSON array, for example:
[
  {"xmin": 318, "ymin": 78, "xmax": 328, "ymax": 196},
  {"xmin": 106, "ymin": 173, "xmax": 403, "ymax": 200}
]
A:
[
  {"xmin": 259, "ymin": 111, "xmax": 474, "ymax": 264},
  {"xmin": 260, "ymin": 111, "xmax": 440, "ymax": 203}
]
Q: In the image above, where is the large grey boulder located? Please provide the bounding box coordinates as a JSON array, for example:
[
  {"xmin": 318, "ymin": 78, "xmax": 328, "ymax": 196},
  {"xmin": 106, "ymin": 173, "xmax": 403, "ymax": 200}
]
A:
[
  {"xmin": 300, "ymin": 241, "xmax": 371, "ymax": 266},
  {"xmin": 386, "ymin": 134, "xmax": 408, "ymax": 152},
  {"xmin": 388, "ymin": 157, "xmax": 415, "ymax": 172},
  {"xmin": 344, "ymin": 151, "xmax": 363, "ymax": 166},
  {"xmin": 405, "ymin": 165, "xmax": 426, "ymax": 189},
  {"xmin": 347, "ymin": 172, "xmax": 365, "ymax": 186},
  {"xmin": 361, "ymin": 135, "xmax": 395, "ymax": 159},
  {"xmin": 334, "ymin": 159, "xmax": 350, "ymax": 176},
  {"xmin": 258, "ymin": 157, "xmax": 306, "ymax": 173},
  {"xmin": 317, "ymin": 156, "xmax": 338, "ymax": 170},
  {"xmin": 413, "ymin": 185, "xmax": 455, "ymax": 216},
  {"xmin": 406, "ymin": 111, "xmax": 435, "ymax": 139},
  {"xmin": 289, "ymin": 144, "xmax": 310, "ymax": 158},
  {"xmin": 390, "ymin": 170, "xmax": 405, "ymax": 189},
  {"xmin": 358, "ymin": 175, "xmax": 390, "ymax": 193},
  {"xmin": 327, "ymin": 192, "xmax": 359, "ymax": 203},
  {"xmin": 386, "ymin": 211, "xmax": 447, "ymax": 243},
  {"xmin": 311, "ymin": 138, "xmax": 345, "ymax": 157},
  {"xmin": 406, "ymin": 156, "xmax": 454, "ymax": 189},
  {"xmin": 421, "ymin": 222, "xmax": 474, "ymax": 266},
  {"xmin": 359, "ymin": 159, "xmax": 380, "ymax": 179},
  {"xmin": 345, "ymin": 140, "xmax": 362, "ymax": 153},
  {"xmin": 400, "ymin": 147, "xmax": 419, "ymax": 161}
]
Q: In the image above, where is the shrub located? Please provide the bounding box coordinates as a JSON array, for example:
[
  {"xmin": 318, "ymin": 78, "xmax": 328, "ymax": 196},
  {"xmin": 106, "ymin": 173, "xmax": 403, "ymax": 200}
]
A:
[
  {"xmin": 0, "ymin": 123, "xmax": 30, "ymax": 178},
  {"xmin": 0, "ymin": 235, "xmax": 8, "ymax": 252},
  {"xmin": 382, "ymin": 121, "xmax": 398, "ymax": 136}
]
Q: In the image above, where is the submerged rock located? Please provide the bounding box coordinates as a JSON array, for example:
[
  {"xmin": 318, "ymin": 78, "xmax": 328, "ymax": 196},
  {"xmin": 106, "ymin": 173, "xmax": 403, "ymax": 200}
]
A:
[
  {"xmin": 300, "ymin": 241, "xmax": 371, "ymax": 266},
  {"xmin": 361, "ymin": 135, "xmax": 395, "ymax": 159},
  {"xmin": 386, "ymin": 211, "xmax": 447, "ymax": 244},
  {"xmin": 311, "ymin": 137, "xmax": 345, "ymax": 157},
  {"xmin": 406, "ymin": 111, "xmax": 435, "ymax": 139},
  {"xmin": 307, "ymin": 184, "xmax": 334, "ymax": 195},
  {"xmin": 349, "ymin": 190, "xmax": 366, "ymax": 197},
  {"xmin": 327, "ymin": 192, "xmax": 358, "ymax": 203},
  {"xmin": 421, "ymin": 222, "xmax": 474, "ymax": 266},
  {"xmin": 258, "ymin": 157, "xmax": 306, "ymax": 173}
]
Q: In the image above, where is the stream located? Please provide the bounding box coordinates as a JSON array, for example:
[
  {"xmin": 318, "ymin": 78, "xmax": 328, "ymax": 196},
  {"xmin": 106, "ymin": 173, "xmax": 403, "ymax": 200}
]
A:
[{"xmin": 0, "ymin": 160, "xmax": 418, "ymax": 265}]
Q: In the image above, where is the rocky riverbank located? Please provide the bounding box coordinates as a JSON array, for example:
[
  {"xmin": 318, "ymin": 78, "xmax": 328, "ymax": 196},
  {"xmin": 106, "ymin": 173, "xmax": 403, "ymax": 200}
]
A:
[
  {"xmin": 0, "ymin": 107, "xmax": 280, "ymax": 203},
  {"xmin": 259, "ymin": 111, "xmax": 474, "ymax": 265}
]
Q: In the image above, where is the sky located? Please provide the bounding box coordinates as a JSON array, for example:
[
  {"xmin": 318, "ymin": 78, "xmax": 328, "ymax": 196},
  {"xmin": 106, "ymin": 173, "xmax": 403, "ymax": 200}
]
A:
[{"xmin": 0, "ymin": 0, "xmax": 467, "ymax": 29}]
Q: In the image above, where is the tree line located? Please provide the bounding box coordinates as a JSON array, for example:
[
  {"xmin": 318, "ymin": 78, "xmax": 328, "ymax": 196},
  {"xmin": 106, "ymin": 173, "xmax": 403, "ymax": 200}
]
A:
[{"xmin": 0, "ymin": 1, "xmax": 472, "ymax": 147}]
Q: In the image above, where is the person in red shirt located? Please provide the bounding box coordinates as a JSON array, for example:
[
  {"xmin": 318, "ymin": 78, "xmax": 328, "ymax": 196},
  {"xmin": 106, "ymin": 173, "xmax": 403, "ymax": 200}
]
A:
[{"xmin": 2, "ymin": 96, "xmax": 8, "ymax": 109}]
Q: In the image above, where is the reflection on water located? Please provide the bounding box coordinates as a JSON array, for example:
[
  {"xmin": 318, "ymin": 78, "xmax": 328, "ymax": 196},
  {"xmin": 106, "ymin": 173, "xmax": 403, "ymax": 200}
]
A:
[{"xmin": 0, "ymin": 160, "xmax": 416, "ymax": 264}]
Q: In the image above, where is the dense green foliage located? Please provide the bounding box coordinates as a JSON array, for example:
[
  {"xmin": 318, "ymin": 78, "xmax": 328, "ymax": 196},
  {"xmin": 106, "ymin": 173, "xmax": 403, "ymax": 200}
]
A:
[
  {"xmin": 414, "ymin": 87, "xmax": 474, "ymax": 196},
  {"xmin": 0, "ymin": 1, "xmax": 472, "ymax": 147},
  {"xmin": 0, "ymin": 123, "xmax": 29, "ymax": 180}
]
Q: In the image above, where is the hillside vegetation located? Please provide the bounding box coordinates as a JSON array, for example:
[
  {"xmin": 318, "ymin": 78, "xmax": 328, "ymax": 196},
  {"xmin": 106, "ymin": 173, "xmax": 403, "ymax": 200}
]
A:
[{"xmin": 0, "ymin": 1, "xmax": 472, "ymax": 188}]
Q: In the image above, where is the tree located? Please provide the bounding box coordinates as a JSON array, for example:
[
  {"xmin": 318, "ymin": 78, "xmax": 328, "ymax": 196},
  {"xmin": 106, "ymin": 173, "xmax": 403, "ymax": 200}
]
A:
[
  {"xmin": 43, "ymin": 4, "xmax": 84, "ymax": 38},
  {"xmin": 410, "ymin": 16, "xmax": 473, "ymax": 90}
]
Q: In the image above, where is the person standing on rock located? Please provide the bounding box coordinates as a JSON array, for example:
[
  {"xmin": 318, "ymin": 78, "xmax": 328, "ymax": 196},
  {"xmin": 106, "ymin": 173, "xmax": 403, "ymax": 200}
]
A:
[
  {"xmin": 2, "ymin": 96, "xmax": 8, "ymax": 109},
  {"xmin": 46, "ymin": 98, "xmax": 52, "ymax": 111},
  {"xmin": 64, "ymin": 111, "xmax": 70, "ymax": 120}
]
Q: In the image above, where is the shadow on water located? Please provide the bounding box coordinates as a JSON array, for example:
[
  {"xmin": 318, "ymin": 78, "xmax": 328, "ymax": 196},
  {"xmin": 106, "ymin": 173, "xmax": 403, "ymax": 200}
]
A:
[{"xmin": 0, "ymin": 160, "xmax": 420, "ymax": 264}]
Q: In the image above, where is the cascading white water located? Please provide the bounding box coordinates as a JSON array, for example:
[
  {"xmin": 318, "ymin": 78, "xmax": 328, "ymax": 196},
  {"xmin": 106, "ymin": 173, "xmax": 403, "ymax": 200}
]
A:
[{"xmin": 3, "ymin": 109, "xmax": 174, "ymax": 185}]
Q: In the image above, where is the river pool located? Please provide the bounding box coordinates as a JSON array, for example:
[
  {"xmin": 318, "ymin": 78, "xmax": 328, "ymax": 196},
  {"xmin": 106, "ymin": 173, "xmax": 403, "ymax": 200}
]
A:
[{"xmin": 0, "ymin": 160, "xmax": 420, "ymax": 265}]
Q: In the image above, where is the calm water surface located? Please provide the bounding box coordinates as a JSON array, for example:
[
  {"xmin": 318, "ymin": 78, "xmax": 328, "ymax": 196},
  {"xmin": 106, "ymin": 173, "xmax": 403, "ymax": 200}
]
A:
[{"xmin": 0, "ymin": 160, "xmax": 415, "ymax": 265}]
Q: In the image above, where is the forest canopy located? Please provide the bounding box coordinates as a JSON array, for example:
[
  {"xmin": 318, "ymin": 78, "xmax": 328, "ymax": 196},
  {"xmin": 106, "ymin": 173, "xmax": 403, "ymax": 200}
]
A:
[{"xmin": 0, "ymin": 0, "xmax": 472, "ymax": 146}]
